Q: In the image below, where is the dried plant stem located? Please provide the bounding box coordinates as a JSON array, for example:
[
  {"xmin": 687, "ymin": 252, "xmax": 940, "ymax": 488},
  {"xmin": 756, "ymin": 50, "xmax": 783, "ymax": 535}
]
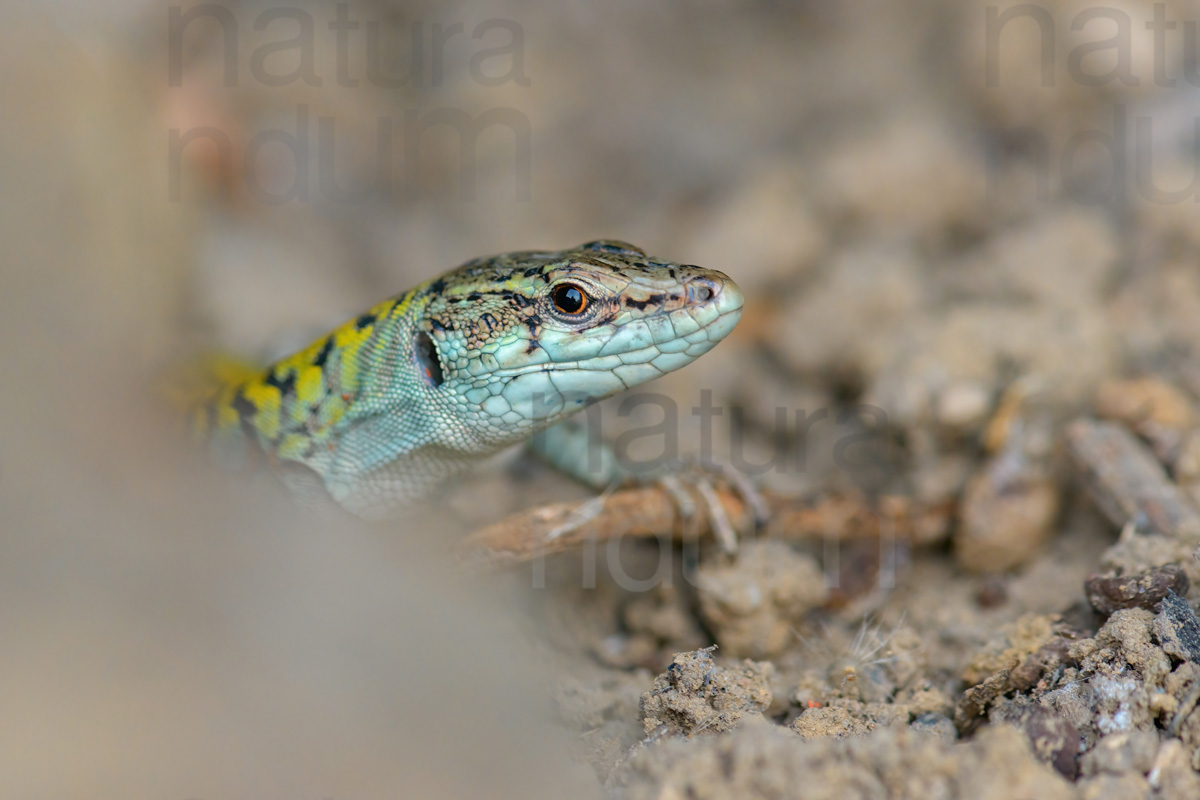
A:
[{"xmin": 458, "ymin": 485, "xmax": 953, "ymax": 568}]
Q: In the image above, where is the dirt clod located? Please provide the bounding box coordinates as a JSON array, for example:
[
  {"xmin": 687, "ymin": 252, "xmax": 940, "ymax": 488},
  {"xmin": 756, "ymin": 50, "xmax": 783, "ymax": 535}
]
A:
[
  {"xmin": 639, "ymin": 649, "xmax": 773, "ymax": 737},
  {"xmin": 694, "ymin": 541, "xmax": 828, "ymax": 659},
  {"xmin": 790, "ymin": 705, "xmax": 874, "ymax": 740}
]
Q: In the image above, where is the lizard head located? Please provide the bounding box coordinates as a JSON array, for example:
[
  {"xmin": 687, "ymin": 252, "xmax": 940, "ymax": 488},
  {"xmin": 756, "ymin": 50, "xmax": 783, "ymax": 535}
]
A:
[{"xmin": 409, "ymin": 239, "xmax": 744, "ymax": 450}]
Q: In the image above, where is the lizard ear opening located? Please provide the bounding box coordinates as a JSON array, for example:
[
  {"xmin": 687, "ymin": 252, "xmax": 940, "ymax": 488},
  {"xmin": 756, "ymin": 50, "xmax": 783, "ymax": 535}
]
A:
[{"xmin": 414, "ymin": 331, "xmax": 445, "ymax": 388}]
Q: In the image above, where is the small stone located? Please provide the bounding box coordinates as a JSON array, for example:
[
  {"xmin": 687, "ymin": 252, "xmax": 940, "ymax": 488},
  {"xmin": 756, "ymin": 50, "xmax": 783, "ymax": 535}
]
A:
[
  {"xmin": 955, "ymin": 465, "xmax": 1061, "ymax": 573},
  {"xmin": 1174, "ymin": 430, "xmax": 1200, "ymax": 510},
  {"xmin": 1154, "ymin": 590, "xmax": 1200, "ymax": 664},
  {"xmin": 992, "ymin": 703, "xmax": 1082, "ymax": 779},
  {"xmin": 1097, "ymin": 378, "xmax": 1196, "ymax": 431},
  {"xmin": 937, "ymin": 381, "xmax": 992, "ymax": 431},
  {"xmin": 1085, "ymin": 565, "xmax": 1189, "ymax": 616},
  {"xmin": 976, "ymin": 576, "xmax": 1009, "ymax": 608}
]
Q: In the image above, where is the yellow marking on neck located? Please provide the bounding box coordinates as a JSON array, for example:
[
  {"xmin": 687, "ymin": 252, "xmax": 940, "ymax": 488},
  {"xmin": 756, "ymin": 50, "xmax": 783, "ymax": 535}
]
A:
[
  {"xmin": 193, "ymin": 289, "xmax": 419, "ymax": 454},
  {"xmin": 295, "ymin": 365, "xmax": 325, "ymax": 407},
  {"xmin": 242, "ymin": 382, "xmax": 283, "ymax": 441},
  {"xmin": 332, "ymin": 293, "xmax": 421, "ymax": 392},
  {"xmin": 277, "ymin": 432, "xmax": 312, "ymax": 460},
  {"xmin": 334, "ymin": 322, "xmax": 373, "ymax": 391},
  {"xmin": 214, "ymin": 386, "xmax": 244, "ymax": 433}
]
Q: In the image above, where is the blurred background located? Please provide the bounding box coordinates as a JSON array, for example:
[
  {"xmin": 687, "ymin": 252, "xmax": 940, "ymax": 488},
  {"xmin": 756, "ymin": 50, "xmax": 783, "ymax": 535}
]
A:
[{"xmin": 4, "ymin": 0, "xmax": 1200, "ymax": 797}]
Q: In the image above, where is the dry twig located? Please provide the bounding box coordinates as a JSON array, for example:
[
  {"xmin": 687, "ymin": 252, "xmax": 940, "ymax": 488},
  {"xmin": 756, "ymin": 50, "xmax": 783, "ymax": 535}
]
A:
[
  {"xmin": 1065, "ymin": 419, "xmax": 1200, "ymax": 540},
  {"xmin": 458, "ymin": 485, "xmax": 953, "ymax": 568}
]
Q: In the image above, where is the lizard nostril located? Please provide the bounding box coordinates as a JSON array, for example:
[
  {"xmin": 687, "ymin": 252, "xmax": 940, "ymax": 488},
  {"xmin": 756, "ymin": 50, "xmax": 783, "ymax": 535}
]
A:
[{"xmin": 688, "ymin": 278, "xmax": 717, "ymax": 304}]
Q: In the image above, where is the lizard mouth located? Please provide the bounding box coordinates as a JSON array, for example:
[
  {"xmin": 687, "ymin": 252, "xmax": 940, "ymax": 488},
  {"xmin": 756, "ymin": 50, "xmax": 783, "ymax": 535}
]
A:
[
  {"xmin": 492, "ymin": 295, "xmax": 743, "ymax": 380},
  {"xmin": 475, "ymin": 293, "xmax": 743, "ymax": 425}
]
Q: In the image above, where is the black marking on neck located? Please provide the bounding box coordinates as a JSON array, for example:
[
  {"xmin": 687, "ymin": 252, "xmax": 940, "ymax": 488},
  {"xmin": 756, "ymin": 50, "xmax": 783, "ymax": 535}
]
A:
[
  {"xmin": 265, "ymin": 369, "xmax": 296, "ymax": 396},
  {"xmin": 312, "ymin": 336, "xmax": 333, "ymax": 368},
  {"xmin": 355, "ymin": 313, "xmax": 376, "ymax": 330},
  {"xmin": 232, "ymin": 390, "xmax": 256, "ymax": 422},
  {"xmin": 231, "ymin": 389, "xmax": 265, "ymax": 446}
]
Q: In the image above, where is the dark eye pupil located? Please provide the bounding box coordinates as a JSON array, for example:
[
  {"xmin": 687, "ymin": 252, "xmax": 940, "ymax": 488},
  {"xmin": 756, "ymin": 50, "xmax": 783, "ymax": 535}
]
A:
[{"xmin": 553, "ymin": 284, "xmax": 587, "ymax": 314}]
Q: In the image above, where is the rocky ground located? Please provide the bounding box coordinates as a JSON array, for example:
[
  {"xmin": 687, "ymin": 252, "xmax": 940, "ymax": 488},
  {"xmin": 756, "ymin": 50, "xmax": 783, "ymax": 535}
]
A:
[{"xmin": 5, "ymin": 1, "xmax": 1200, "ymax": 798}]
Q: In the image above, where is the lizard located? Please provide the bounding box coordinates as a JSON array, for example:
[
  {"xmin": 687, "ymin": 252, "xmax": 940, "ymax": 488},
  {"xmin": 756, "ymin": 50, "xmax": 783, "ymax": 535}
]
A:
[{"xmin": 182, "ymin": 239, "xmax": 744, "ymax": 520}]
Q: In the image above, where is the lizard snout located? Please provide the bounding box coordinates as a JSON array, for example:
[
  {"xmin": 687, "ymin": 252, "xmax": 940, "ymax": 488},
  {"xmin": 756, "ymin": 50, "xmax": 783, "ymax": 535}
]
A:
[{"xmin": 685, "ymin": 271, "xmax": 743, "ymax": 315}]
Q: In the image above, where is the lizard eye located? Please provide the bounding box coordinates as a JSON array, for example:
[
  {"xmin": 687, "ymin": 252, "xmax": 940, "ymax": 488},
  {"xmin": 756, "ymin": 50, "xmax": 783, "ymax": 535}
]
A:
[{"xmin": 551, "ymin": 283, "xmax": 590, "ymax": 316}]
